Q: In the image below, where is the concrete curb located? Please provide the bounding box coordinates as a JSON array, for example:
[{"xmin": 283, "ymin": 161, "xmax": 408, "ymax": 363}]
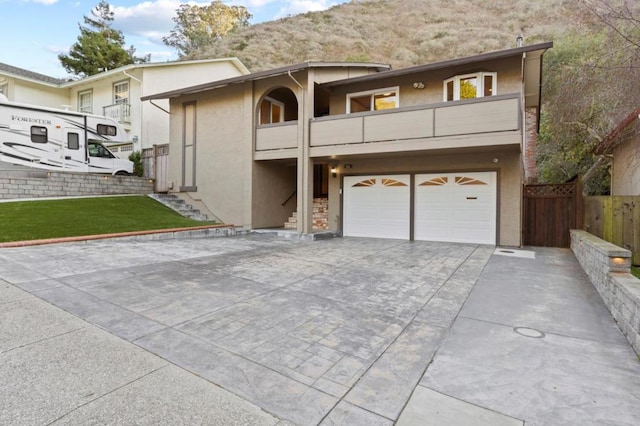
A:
[{"xmin": 0, "ymin": 224, "xmax": 237, "ymax": 248}]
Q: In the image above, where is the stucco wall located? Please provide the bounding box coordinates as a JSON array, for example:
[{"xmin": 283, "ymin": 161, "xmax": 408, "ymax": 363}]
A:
[
  {"xmin": 612, "ymin": 136, "xmax": 640, "ymax": 195},
  {"xmin": 168, "ymin": 85, "xmax": 252, "ymax": 228},
  {"xmin": 327, "ymin": 56, "xmax": 523, "ymax": 115},
  {"xmin": 252, "ymin": 162, "xmax": 297, "ymax": 228},
  {"xmin": 10, "ymin": 80, "xmax": 69, "ymax": 108},
  {"xmin": 327, "ymin": 148, "xmax": 522, "ymax": 246}
]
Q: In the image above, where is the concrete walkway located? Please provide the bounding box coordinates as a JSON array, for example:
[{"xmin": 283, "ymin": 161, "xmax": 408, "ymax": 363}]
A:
[{"xmin": 1, "ymin": 235, "xmax": 639, "ymax": 425}]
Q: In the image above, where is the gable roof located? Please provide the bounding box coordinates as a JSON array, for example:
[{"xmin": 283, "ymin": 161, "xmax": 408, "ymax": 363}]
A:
[
  {"xmin": 594, "ymin": 106, "xmax": 640, "ymax": 155},
  {"xmin": 0, "ymin": 58, "xmax": 250, "ymax": 89},
  {"xmin": 141, "ymin": 62, "xmax": 391, "ymax": 101},
  {"xmin": 0, "ymin": 62, "xmax": 67, "ymax": 85}
]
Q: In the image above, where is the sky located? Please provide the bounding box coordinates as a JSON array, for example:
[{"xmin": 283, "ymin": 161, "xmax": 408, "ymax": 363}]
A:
[{"xmin": 1, "ymin": 0, "xmax": 349, "ymax": 78}]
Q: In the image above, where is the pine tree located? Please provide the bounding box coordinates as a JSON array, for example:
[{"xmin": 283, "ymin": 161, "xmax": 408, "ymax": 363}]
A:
[{"xmin": 59, "ymin": 1, "xmax": 147, "ymax": 77}]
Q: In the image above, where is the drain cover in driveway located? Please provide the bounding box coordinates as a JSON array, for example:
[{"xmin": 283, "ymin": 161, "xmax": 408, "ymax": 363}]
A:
[{"xmin": 493, "ymin": 248, "xmax": 536, "ymax": 259}]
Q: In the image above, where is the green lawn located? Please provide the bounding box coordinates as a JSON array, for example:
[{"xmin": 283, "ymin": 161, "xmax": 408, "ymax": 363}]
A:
[
  {"xmin": 632, "ymin": 266, "xmax": 640, "ymax": 280},
  {"xmin": 0, "ymin": 196, "xmax": 217, "ymax": 243}
]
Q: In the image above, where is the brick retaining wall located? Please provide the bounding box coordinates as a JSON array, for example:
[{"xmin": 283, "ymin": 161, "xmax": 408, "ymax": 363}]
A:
[
  {"xmin": 570, "ymin": 229, "xmax": 640, "ymax": 354},
  {"xmin": 0, "ymin": 171, "xmax": 153, "ymax": 200}
]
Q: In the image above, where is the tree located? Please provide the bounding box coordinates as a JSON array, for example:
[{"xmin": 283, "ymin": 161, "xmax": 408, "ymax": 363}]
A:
[
  {"xmin": 537, "ymin": 1, "xmax": 640, "ymax": 194},
  {"xmin": 163, "ymin": 1, "xmax": 252, "ymax": 57},
  {"xmin": 59, "ymin": 1, "xmax": 147, "ymax": 77}
]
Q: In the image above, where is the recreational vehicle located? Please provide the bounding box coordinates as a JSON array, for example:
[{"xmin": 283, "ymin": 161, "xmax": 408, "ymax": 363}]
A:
[{"xmin": 0, "ymin": 95, "xmax": 133, "ymax": 175}]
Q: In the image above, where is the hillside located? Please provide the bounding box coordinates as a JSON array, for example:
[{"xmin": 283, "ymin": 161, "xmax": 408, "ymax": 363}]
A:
[{"xmin": 192, "ymin": 0, "xmax": 594, "ymax": 71}]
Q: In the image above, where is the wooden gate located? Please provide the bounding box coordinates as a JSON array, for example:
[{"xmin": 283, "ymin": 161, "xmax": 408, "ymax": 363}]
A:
[
  {"xmin": 141, "ymin": 144, "xmax": 170, "ymax": 193},
  {"xmin": 523, "ymin": 181, "xmax": 583, "ymax": 248}
]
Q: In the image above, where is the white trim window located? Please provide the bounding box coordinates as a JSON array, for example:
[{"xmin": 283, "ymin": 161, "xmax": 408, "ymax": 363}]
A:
[
  {"xmin": 259, "ymin": 96, "xmax": 285, "ymax": 125},
  {"xmin": 443, "ymin": 72, "xmax": 497, "ymax": 101},
  {"xmin": 78, "ymin": 90, "xmax": 92, "ymax": 113},
  {"xmin": 0, "ymin": 82, "xmax": 7, "ymax": 97},
  {"xmin": 113, "ymin": 80, "xmax": 129, "ymax": 105},
  {"xmin": 347, "ymin": 87, "xmax": 399, "ymax": 113}
]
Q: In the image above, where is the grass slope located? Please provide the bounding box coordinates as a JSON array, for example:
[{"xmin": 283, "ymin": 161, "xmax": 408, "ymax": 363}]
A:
[{"xmin": 0, "ymin": 196, "xmax": 216, "ymax": 243}]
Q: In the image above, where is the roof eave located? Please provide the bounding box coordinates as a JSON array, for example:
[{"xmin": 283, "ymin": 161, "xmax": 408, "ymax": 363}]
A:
[
  {"xmin": 141, "ymin": 61, "xmax": 391, "ymax": 101},
  {"xmin": 321, "ymin": 41, "xmax": 554, "ymax": 88}
]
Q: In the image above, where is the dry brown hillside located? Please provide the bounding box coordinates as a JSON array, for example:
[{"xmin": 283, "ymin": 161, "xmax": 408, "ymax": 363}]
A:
[{"xmin": 191, "ymin": 0, "xmax": 593, "ymax": 70}]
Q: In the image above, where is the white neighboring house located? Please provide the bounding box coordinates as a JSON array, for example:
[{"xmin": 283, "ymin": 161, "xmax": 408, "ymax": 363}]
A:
[{"xmin": 0, "ymin": 58, "xmax": 250, "ymax": 157}]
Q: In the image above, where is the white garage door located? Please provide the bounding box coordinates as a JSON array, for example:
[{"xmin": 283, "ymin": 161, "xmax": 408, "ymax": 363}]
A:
[
  {"xmin": 343, "ymin": 175, "xmax": 410, "ymax": 240},
  {"xmin": 414, "ymin": 172, "xmax": 497, "ymax": 245}
]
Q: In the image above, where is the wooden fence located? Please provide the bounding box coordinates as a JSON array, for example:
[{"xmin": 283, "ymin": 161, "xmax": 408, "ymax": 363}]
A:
[
  {"xmin": 142, "ymin": 144, "xmax": 170, "ymax": 193},
  {"xmin": 523, "ymin": 181, "xmax": 583, "ymax": 248},
  {"xmin": 584, "ymin": 196, "xmax": 640, "ymax": 265}
]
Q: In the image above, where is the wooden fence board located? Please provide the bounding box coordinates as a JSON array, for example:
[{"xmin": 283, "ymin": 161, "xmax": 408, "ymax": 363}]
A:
[{"xmin": 584, "ymin": 196, "xmax": 640, "ymax": 265}]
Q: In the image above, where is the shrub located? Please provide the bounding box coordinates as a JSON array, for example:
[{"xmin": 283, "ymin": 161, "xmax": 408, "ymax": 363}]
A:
[{"xmin": 128, "ymin": 151, "xmax": 144, "ymax": 177}]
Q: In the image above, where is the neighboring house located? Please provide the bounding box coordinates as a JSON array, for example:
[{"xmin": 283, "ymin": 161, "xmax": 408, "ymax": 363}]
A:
[
  {"xmin": 142, "ymin": 42, "xmax": 552, "ymax": 247},
  {"xmin": 0, "ymin": 59, "xmax": 249, "ymax": 155},
  {"xmin": 593, "ymin": 107, "xmax": 640, "ymax": 196}
]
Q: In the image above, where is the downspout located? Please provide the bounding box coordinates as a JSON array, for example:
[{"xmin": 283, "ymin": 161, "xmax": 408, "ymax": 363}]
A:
[{"xmin": 122, "ymin": 70, "xmax": 143, "ymax": 149}]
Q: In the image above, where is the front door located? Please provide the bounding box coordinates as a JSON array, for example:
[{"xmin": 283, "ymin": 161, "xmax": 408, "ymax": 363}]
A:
[{"xmin": 63, "ymin": 129, "xmax": 86, "ymax": 172}]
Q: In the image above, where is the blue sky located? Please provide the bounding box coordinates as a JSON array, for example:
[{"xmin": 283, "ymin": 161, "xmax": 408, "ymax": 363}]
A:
[{"xmin": 1, "ymin": 0, "xmax": 348, "ymax": 78}]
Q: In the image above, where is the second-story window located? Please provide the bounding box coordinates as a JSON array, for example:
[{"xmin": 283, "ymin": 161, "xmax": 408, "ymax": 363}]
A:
[
  {"xmin": 444, "ymin": 72, "xmax": 497, "ymax": 101},
  {"xmin": 113, "ymin": 80, "xmax": 129, "ymax": 105},
  {"xmin": 347, "ymin": 87, "xmax": 399, "ymax": 113},
  {"xmin": 78, "ymin": 90, "xmax": 92, "ymax": 113},
  {"xmin": 260, "ymin": 97, "xmax": 285, "ymax": 125}
]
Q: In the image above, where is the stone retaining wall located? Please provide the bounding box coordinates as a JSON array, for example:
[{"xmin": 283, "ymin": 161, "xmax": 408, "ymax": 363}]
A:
[
  {"xmin": 570, "ymin": 229, "xmax": 640, "ymax": 354},
  {"xmin": 0, "ymin": 171, "xmax": 153, "ymax": 200}
]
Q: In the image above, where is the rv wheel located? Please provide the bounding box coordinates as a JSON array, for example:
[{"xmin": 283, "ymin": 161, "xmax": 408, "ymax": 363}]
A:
[{"xmin": 115, "ymin": 171, "xmax": 129, "ymax": 176}]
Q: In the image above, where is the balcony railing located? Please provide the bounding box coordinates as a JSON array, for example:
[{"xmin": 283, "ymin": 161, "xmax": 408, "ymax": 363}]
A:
[
  {"xmin": 255, "ymin": 121, "xmax": 298, "ymax": 151},
  {"xmin": 103, "ymin": 103, "xmax": 131, "ymax": 124},
  {"xmin": 310, "ymin": 94, "xmax": 521, "ymax": 150}
]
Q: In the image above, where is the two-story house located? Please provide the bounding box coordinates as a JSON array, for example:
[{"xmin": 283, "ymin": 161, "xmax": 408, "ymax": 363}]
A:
[
  {"xmin": 0, "ymin": 59, "xmax": 249, "ymax": 155},
  {"xmin": 142, "ymin": 42, "xmax": 552, "ymax": 247}
]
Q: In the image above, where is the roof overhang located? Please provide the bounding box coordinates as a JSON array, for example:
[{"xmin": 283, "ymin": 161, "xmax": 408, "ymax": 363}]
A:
[
  {"xmin": 594, "ymin": 106, "xmax": 640, "ymax": 155},
  {"xmin": 141, "ymin": 62, "xmax": 391, "ymax": 101},
  {"xmin": 320, "ymin": 42, "xmax": 553, "ymax": 92}
]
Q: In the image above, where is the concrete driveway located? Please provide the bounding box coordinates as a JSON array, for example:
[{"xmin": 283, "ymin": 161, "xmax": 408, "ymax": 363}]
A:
[{"xmin": 2, "ymin": 234, "xmax": 639, "ymax": 425}]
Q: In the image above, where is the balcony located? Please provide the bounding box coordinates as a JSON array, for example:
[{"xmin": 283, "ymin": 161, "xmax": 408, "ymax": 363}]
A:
[
  {"xmin": 254, "ymin": 121, "xmax": 298, "ymax": 160},
  {"xmin": 103, "ymin": 103, "xmax": 131, "ymax": 124},
  {"xmin": 309, "ymin": 94, "xmax": 521, "ymax": 157}
]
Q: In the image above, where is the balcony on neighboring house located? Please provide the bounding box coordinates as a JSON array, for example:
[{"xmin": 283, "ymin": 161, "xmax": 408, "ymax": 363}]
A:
[
  {"xmin": 103, "ymin": 103, "xmax": 131, "ymax": 124},
  {"xmin": 309, "ymin": 93, "xmax": 521, "ymax": 157}
]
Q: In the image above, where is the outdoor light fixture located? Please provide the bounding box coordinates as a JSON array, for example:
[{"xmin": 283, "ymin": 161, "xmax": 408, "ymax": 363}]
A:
[{"xmin": 330, "ymin": 165, "xmax": 337, "ymax": 178}]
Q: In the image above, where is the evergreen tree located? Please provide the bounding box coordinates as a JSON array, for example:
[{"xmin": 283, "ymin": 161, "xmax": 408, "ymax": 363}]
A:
[{"xmin": 59, "ymin": 1, "xmax": 147, "ymax": 77}]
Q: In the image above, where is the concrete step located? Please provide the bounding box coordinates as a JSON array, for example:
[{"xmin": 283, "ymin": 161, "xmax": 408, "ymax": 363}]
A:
[{"xmin": 148, "ymin": 193, "xmax": 209, "ymax": 221}]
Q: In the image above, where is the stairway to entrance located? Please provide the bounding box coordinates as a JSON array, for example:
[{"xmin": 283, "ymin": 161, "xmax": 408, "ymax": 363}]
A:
[{"xmin": 284, "ymin": 198, "xmax": 328, "ymax": 230}]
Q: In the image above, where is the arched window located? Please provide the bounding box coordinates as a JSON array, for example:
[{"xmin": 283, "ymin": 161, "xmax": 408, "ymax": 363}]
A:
[{"xmin": 443, "ymin": 72, "xmax": 497, "ymax": 101}]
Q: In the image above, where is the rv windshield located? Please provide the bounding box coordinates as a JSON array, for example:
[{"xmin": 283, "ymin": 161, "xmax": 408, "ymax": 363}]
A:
[{"xmin": 88, "ymin": 142, "xmax": 115, "ymax": 158}]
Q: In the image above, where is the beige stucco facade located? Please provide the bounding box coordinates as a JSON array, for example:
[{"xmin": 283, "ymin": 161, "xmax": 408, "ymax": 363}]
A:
[{"xmin": 147, "ymin": 43, "xmax": 552, "ymax": 246}]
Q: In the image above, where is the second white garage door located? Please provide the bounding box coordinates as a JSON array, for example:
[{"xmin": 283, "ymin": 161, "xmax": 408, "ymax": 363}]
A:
[{"xmin": 414, "ymin": 172, "xmax": 497, "ymax": 245}]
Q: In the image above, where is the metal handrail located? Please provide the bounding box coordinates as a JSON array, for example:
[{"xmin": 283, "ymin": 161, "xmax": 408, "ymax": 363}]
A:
[{"xmin": 282, "ymin": 189, "xmax": 296, "ymax": 206}]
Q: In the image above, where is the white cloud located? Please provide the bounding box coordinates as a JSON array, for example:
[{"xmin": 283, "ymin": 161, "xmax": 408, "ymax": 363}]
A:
[
  {"xmin": 275, "ymin": 0, "xmax": 338, "ymax": 18},
  {"xmin": 21, "ymin": 0, "xmax": 58, "ymax": 4},
  {"xmin": 112, "ymin": 1, "xmax": 184, "ymax": 37}
]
